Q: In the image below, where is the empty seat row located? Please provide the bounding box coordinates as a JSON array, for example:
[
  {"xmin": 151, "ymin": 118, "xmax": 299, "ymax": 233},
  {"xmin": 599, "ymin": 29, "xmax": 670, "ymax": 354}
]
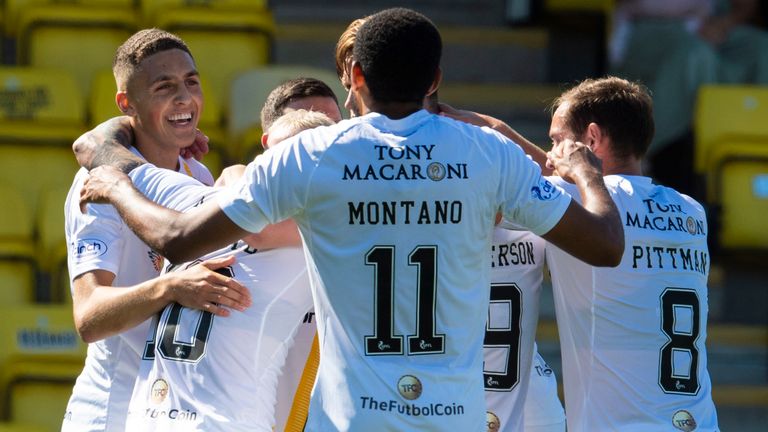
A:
[
  {"xmin": 3, "ymin": 0, "xmax": 274, "ymax": 118},
  {"xmin": 0, "ymin": 304, "xmax": 87, "ymax": 431},
  {"xmin": 0, "ymin": 63, "xmax": 347, "ymax": 161},
  {"xmin": 694, "ymin": 85, "xmax": 768, "ymax": 251}
]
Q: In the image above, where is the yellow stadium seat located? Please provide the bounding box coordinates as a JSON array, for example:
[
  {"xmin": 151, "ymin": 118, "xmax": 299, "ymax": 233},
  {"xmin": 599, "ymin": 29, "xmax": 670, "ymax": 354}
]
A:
[
  {"xmin": 0, "ymin": 67, "xmax": 86, "ymax": 146},
  {"xmin": 694, "ymin": 85, "xmax": 768, "ymax": 250},
  {"xmin": 717, "ymin": 159, "xmax": 768, "ymax": 249},
  {"xmin": 35, "ymin": 186, "xmax": 70, "ymax": 303},
  {"xmin": 0, "ymin": 305, "xmax": 86, "ymax": 424},
  {"xmin": 0, "ymin": 421, "xmax": 47, "ymax": 432},
  {"xmin": 0, "ymin": 146, "xmax": 80, "ymax": 219},
  {"xmin": 3, "ymin": 362, "xmax": 82, "ymax": 431},
  {"xmin": 87, "ymin": 69, "xmax": 120, "ymax": 127},
  {"xmin": 139, "ymin": 0, "xmax": 268, "ymax": 24},
  {"xmin": 0, "ymin": 186, "xmax": 37, "ymax": 305},
  {"xmin": 16, "ymin": 4, "xmax": 138, "ymax": 97},
  {"xmin": 4, "ymin": 0, "xmax": 134, "ymax": 37},
  {"xmin": 227, "ymin": 65, "xmax": 346, "ymax": 160},
  {"xmin": 694, "ymin": 85, "xmax": 768, "ymax": 175},
  {"xmin": 545, "ymin": 0, "xmax": 615, "ymax": 13},
  {"xmin": 153, "ymin": 8, "xmax": 275, "ymax": 107}
]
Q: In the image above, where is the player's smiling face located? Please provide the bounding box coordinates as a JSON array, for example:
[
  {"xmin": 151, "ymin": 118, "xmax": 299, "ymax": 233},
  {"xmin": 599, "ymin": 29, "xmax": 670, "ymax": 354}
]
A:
[{"xmin": 127, "ymin": 48, "xmax": 203, "ymax": 151}]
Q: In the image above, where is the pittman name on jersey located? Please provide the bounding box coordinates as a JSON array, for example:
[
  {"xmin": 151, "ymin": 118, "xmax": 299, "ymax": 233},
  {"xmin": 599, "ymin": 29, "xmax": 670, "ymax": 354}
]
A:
[{"xmin": 343, "ymin": 144, "xmax": 468, "ymax": 181}]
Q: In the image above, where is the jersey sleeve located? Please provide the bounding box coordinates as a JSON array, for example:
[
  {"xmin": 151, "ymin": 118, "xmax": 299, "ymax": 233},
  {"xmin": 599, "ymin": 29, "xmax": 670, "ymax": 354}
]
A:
[
  {"xmin": 217, "ymin": 137, "xmax": 313, "ymax": 233},
  {"xmin": 129, "ymin": 164, "xmax": 219, "ymax": 212},
  {"xmin": 496, "ymin": 135, "xmax": 572, "ymax": 235},
  {"xmin": 68, "ymin": 201, "xmax": 126, "ymax": 280}
]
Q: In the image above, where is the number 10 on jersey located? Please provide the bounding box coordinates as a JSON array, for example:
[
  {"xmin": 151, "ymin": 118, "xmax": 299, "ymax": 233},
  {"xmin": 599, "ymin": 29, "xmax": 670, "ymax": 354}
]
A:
[{"xmin": 364, "ymin": 245, "xmax": 446, "ymax": 356}]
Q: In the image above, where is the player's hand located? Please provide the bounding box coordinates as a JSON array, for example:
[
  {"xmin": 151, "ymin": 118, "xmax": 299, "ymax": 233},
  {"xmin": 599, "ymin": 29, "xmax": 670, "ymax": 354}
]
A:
[
  {"xmin": 546, "ymin": 138, "xmax": 603, "ymax": 184},
  {"xmin": 437, "ymin": 103, "xmax": 490, "ymax": 127},
  {"xmin": 79, "ymin": 165, "xmax": 132, "ymax": 213},
  {"xmin": 163, "ymin": 255, "xmax": 252, "ymax": 317},
  {"xmin": 214, "ymin": 164, "xmax": 246, "ymax": 187},
  {"xmin": 180, "ymin": 129, "xmax": 209, "ymax": 161}
]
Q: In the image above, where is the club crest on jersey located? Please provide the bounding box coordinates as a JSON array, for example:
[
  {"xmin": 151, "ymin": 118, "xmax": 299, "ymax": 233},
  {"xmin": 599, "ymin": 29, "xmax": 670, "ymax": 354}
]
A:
[
  {"xmin": 427, "ymin": 162, "xmax": 446, "ymax": 181},
  {"xmin": 530, "ymin": 178, "xmax": 559, "ymax": 201},
  {"xmin": 72, "ymin": 239, "xmax": 107, "ymax": 260},
  {"xmin": 150, "ymin": 378, "xmax": 169, "ymax": 404},
  {"xmin": 397, "ymin": 375, "xmax": 422, "ymax": 400},
  {"xmin": 685, "ymin": 217, "xmax": 697, "ymax": 235},
  {"xmin": 486, "ymin": 411, "xmax": 501, "ymax": 432},
  {"xmin": 148, "ymin": 250, "xmax": 164, "ymax": 272},
  {"xmin": 672, "ymin": 410, "xmax": 697, "ymax": 431}
]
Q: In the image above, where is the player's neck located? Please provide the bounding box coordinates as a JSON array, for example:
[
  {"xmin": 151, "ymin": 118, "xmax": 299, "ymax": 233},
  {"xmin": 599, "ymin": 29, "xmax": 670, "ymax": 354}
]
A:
[
  {"xmin": 133, "ymin": 137, "xmax": 181, "ymax": 171},
  {"xmin": 364, "ymin": 100, "xmax": 423, "ymax": 120},
  {"xmin": 603, "ymin": 157, "xmax": 643, "ymax": 177}
]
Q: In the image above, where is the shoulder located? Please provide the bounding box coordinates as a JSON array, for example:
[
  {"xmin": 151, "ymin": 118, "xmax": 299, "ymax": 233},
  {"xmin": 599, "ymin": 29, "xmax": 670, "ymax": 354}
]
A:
[{"xmin": 180, "ymin": 157, "xmax": 214, "ymax": 186}]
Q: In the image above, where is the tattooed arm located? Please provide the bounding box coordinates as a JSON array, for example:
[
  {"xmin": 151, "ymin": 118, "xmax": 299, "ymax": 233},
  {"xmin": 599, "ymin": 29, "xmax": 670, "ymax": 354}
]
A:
[{"xmin": 73, "ymin": 116, "xmax": 145, "ymax": 173}]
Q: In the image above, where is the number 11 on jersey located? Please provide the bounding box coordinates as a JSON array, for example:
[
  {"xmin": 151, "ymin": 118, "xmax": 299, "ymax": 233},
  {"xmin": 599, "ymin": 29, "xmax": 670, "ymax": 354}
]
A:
[{"xmin": 364, "ymin": 245, "xmax": 445, "ymax": 356}]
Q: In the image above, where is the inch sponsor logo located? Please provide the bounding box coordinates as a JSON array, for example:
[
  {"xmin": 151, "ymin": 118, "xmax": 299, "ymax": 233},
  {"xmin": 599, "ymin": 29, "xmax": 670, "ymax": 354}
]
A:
[
  {"xmin": 72, "ymin": 239, "xmax": 107, "ymax": 260},
  {"xmin": 530, "ymin": 178, "xmax": 560, "ymax": 201}
]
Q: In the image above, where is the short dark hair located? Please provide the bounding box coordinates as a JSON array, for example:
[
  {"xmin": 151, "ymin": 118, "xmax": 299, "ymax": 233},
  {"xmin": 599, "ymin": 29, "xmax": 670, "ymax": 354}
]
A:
[
  {"xmin": 552, "ymin": 76, "xmax": 655, "ymax": 159},
  {"xmin": 260, "ymin": 77, "xmax": 339, "ymax": 131},
  {"xmin": 353, "ymin": 8, "xmax": 442, "ymax": 104},
  {"xmin": 113, "ymin": 28, "xmax": 193, "ymax": 91}
]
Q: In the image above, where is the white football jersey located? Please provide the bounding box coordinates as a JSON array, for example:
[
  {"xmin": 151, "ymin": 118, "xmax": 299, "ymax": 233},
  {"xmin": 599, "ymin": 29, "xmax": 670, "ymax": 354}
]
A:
[
  {"xmin": 63, "ymin": 152, "xmax": 212, "ymax": 432},
  {"xmin": 115, "ymin": 164, "xmax": 313, "ymax": 431},
  {"xmin": 126, "ymin": 243, "xmax": 311, "ymax": 432},
  {"xmin": 273, "ymin": 309, "xmax": 317, "ymax": 431},
  {"xmin": 218, "ymin": 110, "xmax": 572, "ymax": 431},
  {"xmin": 484, "ymin": 227, "xmax": 547, "ymax": 432},
  {"xmin": 547, "ymin": 175, "xmax": 719, "ymax": 431},
  {"xmin": 523, "ymin": 345, "xmax": 566, "ymax": 432}
]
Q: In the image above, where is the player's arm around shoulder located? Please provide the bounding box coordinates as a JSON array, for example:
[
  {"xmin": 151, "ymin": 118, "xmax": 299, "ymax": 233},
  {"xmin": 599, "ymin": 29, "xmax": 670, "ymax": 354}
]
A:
[
  {"xmin": 72, "ymin": 256, "xmax": 251, "ymax": 343},
  {"xmin": 540, "ymin": 139, "xmax": 623, "ymax": 267}
]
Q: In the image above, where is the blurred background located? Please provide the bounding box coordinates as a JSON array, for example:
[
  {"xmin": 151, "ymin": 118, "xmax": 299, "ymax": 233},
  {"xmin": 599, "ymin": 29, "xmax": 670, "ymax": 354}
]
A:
[{"xmin": 0, "ymin": 0, "xmax": 765, "ymax": 431}]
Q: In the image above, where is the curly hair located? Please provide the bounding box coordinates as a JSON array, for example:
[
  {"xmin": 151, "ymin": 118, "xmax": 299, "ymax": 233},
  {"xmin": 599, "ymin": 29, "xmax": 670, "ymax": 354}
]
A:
[{"xmin": 353, "ymin": 8, "xmax": 441, "ymax": 104}]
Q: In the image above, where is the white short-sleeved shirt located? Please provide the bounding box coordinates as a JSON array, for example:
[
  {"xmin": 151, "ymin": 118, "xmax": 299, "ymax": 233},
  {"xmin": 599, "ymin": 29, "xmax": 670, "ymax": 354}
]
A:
[
  {"xmin": 273, "ymin": 309, "xmax": 317, "ymax": 430},
  {"xmin": 127, "ymin": 244, "xmax": 311, "ymax": 432},
  {"xmin": 484, "ymin": 227, "xmax": 549, "ymax": 432},
  {"xmin": 218, "ymin": 110, "xmax": 572, "ymax": 431},
  {"xmin": 547, "ymin": 175, "xmax": 719, "ymax": 431},
  {"xmin": 112, "ymin": 164, "xmax": 313, "ymax": 431},
  {"xmin": 63, "ymin": 153, "xmax": 211, "ymax": 432},
  {"xmin": 523, "ymin": 344, "xmax": 566, "ymax": 431}
]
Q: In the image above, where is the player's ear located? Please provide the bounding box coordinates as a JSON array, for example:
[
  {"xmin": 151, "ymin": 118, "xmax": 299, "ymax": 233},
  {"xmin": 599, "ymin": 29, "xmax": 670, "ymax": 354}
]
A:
[
  {"xmin": 350, "ymin": 61, "xmax": 366, "ymax": 90},
  {"xmin": 585, "ymin": 122, "xmax": 603, "ymax": 151},
  {"xmin": 427, "ymin": 67, "xmax": 442, "ymax": 97},
  {"xmin": 260, "ymin": 133, "xmax": 269, "ymax": 150},
  {"xmin": 115, "ymin": 91, "xmax": 136, "ymax": 116}
]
